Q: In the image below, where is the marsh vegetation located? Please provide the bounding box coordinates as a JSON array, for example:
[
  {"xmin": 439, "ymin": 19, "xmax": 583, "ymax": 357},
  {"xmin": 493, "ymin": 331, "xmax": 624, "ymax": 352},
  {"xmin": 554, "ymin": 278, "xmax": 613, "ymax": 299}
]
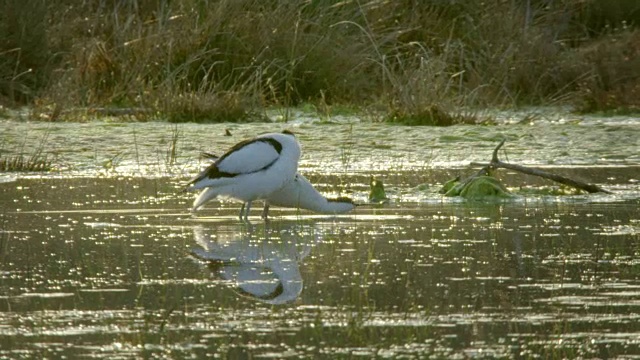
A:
[{"xmin": 2, "ymin": 0, "xmax": 640, "ymax": 123}]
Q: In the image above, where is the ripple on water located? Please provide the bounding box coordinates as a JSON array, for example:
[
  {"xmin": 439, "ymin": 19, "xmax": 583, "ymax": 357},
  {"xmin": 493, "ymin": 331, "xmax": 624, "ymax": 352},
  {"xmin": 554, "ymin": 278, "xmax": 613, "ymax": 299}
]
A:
[{"xmin": 1, "ymin": 114, "xmax": 640, "ymax": 358}]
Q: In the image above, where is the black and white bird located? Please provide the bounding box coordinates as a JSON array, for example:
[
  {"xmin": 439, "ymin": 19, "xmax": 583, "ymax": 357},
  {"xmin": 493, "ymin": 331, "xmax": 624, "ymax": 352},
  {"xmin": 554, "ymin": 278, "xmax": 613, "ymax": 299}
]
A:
[
  {"xmin": 261, "ymin": 173, "xmax": 356, "ymax": 218},
  {"xmin": 185, "ymin": 131, "xmax": 301, "ymax": 219},
  {"xmin": 198, "ymin": 153, "xmax": 355, "ymax": 218}
]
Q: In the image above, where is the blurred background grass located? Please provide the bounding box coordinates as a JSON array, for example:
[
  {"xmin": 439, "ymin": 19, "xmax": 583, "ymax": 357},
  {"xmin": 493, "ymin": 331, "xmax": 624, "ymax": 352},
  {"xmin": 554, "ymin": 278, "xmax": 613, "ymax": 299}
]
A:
[{"xmin": 1, "ymin": 0, "xmax": 639, "ymax": 122}]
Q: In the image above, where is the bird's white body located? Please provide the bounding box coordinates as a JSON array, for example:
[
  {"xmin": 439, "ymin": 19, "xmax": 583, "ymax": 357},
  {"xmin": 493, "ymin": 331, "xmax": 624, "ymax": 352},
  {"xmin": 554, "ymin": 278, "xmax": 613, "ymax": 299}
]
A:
[
  {"xmin": 186, "ymin": 131, "xmax": 301, "ymax": 218},
  {"xmin": 262, "ymin": 174, "xmax": 356, "ymax": 218}
]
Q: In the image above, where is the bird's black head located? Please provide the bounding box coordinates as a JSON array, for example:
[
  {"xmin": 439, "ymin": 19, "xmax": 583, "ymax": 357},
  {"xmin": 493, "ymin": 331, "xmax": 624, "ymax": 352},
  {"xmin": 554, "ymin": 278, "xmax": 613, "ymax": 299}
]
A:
[{"xmin": 282, "ymin": 130, "xmax": 296, "ymax": 136}]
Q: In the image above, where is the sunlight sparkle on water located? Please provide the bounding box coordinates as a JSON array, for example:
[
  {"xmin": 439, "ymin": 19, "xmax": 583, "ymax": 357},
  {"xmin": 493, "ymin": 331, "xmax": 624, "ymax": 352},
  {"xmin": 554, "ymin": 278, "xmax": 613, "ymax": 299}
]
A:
[{"xmin": 1, "ymin": 113, "xmax": 640, "ymax": 357}]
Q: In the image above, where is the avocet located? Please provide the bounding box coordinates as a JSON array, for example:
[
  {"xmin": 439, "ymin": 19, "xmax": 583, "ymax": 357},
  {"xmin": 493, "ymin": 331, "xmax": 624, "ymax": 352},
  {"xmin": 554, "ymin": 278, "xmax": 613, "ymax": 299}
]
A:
[
  {"xmin": 261, "ymin": 173, "xmax": 356, "ymax": 218},
  {"xmin": 185, "ymin": 131, "xmax": 301, "ymax": 219}
]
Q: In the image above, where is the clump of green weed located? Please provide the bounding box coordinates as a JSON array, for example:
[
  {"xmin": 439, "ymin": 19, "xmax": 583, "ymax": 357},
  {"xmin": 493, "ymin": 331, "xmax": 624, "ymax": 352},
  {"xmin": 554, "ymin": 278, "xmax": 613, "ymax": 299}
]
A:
[
  {"xmin": 369, "ymin": 177, "xmax": 389, "ymax": 203},
  {"xmin": 443, "ymin": 175, "xmax": 512, "ymax": 199}
]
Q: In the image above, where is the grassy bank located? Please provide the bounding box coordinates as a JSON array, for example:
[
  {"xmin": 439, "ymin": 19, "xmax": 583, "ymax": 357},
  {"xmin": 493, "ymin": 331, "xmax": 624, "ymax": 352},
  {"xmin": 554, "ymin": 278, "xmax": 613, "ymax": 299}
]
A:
[{"xmin": 1, "ymin": 0, "xmax": 640, "ymax": 123}]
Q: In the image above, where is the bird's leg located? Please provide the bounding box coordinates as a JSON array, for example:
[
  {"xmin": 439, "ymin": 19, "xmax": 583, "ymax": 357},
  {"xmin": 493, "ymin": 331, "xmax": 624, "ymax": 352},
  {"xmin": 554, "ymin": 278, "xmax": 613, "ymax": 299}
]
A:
[
  {"xmin": 261, "ymin": 204, "xmax": 270, "ymax": 219},
  {"xmin": 238, "ymin": 203, "xmax": 246, "ymax": 220},
  {"xmin": 243, "ymin": 201, "xmax": 252, "ymax": 220}
]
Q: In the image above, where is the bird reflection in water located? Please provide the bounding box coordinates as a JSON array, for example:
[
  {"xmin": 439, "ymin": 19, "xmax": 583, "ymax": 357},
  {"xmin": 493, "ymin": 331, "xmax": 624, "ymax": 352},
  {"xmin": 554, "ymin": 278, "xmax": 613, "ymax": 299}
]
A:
[{"xmin": 191, "ymin": 221, "xmax": 319, "ymax": 305}]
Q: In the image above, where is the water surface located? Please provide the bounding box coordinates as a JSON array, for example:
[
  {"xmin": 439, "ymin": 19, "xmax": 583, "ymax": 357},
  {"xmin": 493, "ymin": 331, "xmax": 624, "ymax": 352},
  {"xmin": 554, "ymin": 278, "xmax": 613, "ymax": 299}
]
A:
[{"xmin": 1, "ymin": 112, "xmax": 639, "ymax": 357}]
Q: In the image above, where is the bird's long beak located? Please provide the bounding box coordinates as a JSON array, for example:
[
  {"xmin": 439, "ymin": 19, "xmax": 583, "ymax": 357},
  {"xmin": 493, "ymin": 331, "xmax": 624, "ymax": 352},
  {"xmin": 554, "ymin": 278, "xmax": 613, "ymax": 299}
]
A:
[{"xmin": 353, "ymin": 202, "xmax": 377, "ymax": 207}]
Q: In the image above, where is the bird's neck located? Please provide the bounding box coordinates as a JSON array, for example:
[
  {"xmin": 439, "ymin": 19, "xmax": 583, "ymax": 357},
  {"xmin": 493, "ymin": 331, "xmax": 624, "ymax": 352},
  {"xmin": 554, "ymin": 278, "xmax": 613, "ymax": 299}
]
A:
[{"xmin": 301, "ymin": 195, "xmax": 353, "ymax": 214}]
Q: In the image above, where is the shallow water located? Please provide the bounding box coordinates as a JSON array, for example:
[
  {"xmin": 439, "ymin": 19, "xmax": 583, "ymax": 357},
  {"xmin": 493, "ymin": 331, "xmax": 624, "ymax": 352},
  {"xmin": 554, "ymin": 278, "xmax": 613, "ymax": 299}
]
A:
[{"xmin": 1, "ymin": 111, "xmax": 639, "ymax": 358}]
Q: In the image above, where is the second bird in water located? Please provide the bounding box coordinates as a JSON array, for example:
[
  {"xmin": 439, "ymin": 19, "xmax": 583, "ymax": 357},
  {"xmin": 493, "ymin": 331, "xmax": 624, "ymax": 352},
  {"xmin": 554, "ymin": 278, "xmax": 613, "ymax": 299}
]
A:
[{"xmin": 185, "ymin": 130, "xmax": 355, "ymax": 219}]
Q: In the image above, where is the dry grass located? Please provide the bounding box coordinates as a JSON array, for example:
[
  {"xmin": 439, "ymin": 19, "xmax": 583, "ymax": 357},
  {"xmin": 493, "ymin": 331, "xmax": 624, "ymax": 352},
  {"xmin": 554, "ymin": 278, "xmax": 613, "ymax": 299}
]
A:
[
  {"xmin": 0, "ymin": 130, "xmax": 53, "ymax": 172},
  {"xmin": 0, "ymin": 154, "xmax": 52, "ymax": 172},
  {"xmin": 384, "ymin": 105, "xmax": 480, "ymax": 126},
  {"xmin": 1, "ymin": 0, "xmax": 640, "ymax": 121},
  {"xmin": 159, "ymin": 92, "xmax": 260, "ymax": 123},
  {"xmin": 575, "ymin": 30, "xmax": 640, "ymax": 113}
]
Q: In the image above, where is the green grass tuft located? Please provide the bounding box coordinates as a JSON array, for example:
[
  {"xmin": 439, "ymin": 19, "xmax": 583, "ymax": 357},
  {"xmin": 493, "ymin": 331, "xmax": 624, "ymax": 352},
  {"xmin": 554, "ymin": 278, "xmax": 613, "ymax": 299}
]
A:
[{"xmin": 0, "ymin": 154, "xmax": 52, "ymax": 172}]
